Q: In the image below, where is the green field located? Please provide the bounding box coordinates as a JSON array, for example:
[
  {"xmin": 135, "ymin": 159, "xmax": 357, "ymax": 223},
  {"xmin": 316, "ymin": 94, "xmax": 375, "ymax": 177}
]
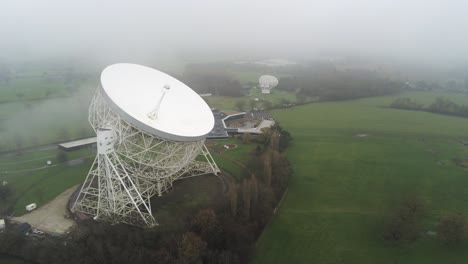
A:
[
  {"xmin": 0, "ymin": 61, "xmax": 98, "ymax": 152},
  {"xmin": 255, "ymin": 92, "xmax": 468, "ymax": 263},
  {"xmin": 0, "ymin": 77, "xmax": 70, "ymax": 102},
  {"xmin": 0, "ymin": 148, "xmax": 93, "ymax": 215},
  {"xmin": 208, "ymin": 138, "xmax": 256, "ymax": 180}
]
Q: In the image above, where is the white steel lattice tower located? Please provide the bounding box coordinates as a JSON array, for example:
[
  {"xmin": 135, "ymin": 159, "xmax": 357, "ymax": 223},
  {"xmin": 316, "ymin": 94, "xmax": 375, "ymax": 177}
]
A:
[{"xmin": 72, "ymin": 64, "xmax": 220, "ymax": 227}]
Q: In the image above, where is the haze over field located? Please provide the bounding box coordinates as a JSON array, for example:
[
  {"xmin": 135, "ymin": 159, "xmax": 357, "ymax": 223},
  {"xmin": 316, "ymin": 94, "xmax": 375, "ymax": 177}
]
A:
[
  {"xmin": 4, "ymin": 1, "xmax": 468, "ymax": 264},
  {"xmin": 1, "ymin": 0, "xmax": 468, "ymax": 65}
]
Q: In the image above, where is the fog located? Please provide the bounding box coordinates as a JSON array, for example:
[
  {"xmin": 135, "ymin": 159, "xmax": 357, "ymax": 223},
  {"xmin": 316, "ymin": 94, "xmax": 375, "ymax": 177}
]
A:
[{"xmin": 1, "ymin": 0, "xmax": 468, "ymax": 65}]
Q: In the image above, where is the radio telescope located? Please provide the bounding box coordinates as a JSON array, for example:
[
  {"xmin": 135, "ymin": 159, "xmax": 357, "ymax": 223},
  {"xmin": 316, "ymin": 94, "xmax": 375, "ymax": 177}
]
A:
[
  {"xmin": 72, "ymin": 63, "xmax": 220, "ymax": 227},
  {"xmin": 259, "ymin": 75, "xmax": 279, "ymax": 94}
]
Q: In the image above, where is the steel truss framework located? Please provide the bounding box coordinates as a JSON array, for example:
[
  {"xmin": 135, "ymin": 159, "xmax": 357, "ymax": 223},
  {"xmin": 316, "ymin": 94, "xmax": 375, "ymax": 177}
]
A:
[{"xmin": 72, "ymin": 89, "xmax": 220, "ymax": 227}]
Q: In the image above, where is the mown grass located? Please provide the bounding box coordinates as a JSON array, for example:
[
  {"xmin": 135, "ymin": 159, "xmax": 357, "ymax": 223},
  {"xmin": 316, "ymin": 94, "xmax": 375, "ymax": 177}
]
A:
[
  {"xmin": 254, "ymin": 92, "xmax": 468, "ymax": 264},
  {"xmin": 208, "ymin": 138, "xmax": 256, "ymax": 180},
  {"xmin": 0, "ymin": 148, "xmax": 94, "ymax": 215}
]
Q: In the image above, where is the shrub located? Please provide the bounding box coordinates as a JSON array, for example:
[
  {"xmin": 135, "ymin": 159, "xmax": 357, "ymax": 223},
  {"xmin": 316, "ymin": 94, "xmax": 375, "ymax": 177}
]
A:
[{"xmin": 437, "ymin": 214, "xmax": 466, "ymax": 246}]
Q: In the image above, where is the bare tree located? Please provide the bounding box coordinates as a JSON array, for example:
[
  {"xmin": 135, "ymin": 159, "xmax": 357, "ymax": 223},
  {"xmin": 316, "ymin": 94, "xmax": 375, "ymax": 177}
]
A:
[
  {"xmin": 229, "ymin": 183, "xmax": 238, "ymax": 217},
  {"xmin": 242, "ymin": 133, "xmax": 251, "ymax": 144},
  {"xmin": 14, "ymin": 134, "xmax": 23, "ymax": 155},
  {"xmin": 177, "ymin": 232, "xmax": 207, "ymax": 264},
  {"xmin": 438, "ymin": 214, "xmax": 466, "ymax": 246},
  {"xmin": 241, "ymin": 179, "xmax": 251, "ymax": 219},
  {"xmin": 383, "ymin": 197, "xmax": 425, "ymax": 243},
  {"xmin": 191, "ymin": 209, "xmax": 222, "ymax": 246}
]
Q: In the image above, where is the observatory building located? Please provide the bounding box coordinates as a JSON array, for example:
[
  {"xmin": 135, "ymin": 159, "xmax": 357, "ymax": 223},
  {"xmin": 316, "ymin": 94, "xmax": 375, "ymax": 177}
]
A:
[
  {"xmin": 259, "ymin": 75, "xmax": 279, "ymax": 94},
  {"xmin": 72, "ymin": 63, "xmax": 220, "ymax": 227}
]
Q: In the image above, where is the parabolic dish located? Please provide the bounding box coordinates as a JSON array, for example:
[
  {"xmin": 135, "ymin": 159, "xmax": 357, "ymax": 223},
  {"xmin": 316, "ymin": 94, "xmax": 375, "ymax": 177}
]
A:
[
  {"xmin": 259, "ymin": 75, "xmax": 279, "ymax": 88},
  {"xmin": 100, "ymin": 63, "xmax": 214, "ymax": 141}
]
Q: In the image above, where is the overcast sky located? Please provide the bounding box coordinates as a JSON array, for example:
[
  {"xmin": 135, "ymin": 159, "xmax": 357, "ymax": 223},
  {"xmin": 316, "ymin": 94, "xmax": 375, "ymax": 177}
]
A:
[{"xmin": 1, "ymin": 0, "xmax": 468, "ymax": 64}]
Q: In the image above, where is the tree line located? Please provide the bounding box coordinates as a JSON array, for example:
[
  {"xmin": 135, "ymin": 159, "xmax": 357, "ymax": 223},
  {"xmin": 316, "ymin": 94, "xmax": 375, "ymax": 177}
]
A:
[
  {"xmin": 391, "ymin": 97, "xmax": 468, "ymax": 118},
  {"xmin": 278, "ymin": 70, "xmax": 404, "ymax": 101},
  {"xmin": 182, "ymin": 64, "xmax": 242, "ymax": 97}
]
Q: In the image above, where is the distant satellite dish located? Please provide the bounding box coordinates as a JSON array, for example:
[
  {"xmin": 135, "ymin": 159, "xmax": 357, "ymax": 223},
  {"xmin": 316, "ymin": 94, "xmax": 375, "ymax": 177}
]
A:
[{"xmin": 259, "ymin": 75, "xmax": 279, "ymax": 94}]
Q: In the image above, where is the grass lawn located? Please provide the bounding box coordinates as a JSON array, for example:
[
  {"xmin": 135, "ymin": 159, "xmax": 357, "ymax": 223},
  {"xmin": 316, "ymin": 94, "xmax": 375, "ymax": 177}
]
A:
[
  {"xmin": 254, "ymin": 92, "xmax": 468, "ymax": 264},
  {"xmin": 249, "ymin": 88, "xmax": 297, "ymax": 105},
  {"xmin": 0, "ymin": 78, "xmax": 71, "ymax": 102},
  {"xmin": 0, "ymin": 69, "xmax": 96, "ymax": 152},
  {"xmin": 208, "ymin": 138, "xmax": 256, "ymax": 180},
  {"xmin": 1, "ymin": 148, "xmax": 93, "ymax": 215},
  {"xmin": 0, "ymin": 94, "xmax": 94, "ymax": 151}
]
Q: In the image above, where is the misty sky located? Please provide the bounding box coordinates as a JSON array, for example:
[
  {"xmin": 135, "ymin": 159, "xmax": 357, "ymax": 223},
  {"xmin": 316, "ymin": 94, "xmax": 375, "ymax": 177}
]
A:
[{"xmin": 1, "ymin": 0, "xmax": 468, "ymax": 64}]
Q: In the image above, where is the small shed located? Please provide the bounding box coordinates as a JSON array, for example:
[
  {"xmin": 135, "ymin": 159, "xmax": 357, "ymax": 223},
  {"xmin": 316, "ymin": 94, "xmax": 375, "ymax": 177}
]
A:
[{"xmin": 58, "ymin": 137, "xmax": 97, "ymax": 152}]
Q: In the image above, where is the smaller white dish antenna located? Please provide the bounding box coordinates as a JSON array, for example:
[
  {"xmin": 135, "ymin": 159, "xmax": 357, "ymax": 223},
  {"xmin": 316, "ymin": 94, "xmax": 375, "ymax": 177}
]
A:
[{"xmin": 259, "ymin": 75, "xmax": 279, "ymax": 94}]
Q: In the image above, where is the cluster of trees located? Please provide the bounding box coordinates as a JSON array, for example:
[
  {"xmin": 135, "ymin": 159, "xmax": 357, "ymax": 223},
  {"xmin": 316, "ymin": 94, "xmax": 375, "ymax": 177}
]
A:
[
  {"xmin": 278, "ymin": 70, "xmax": 403, "ymax": 101},
  {"xmin": 437, "ymin": 214, "xmax": 466, "ymax": 246},
  {"xmin": 391, "ymin": 97, "xmax": 468, "ymax": 118},
  {"xmin": 0, "ymin": 126, "xmax": 293, "ymax": 264},
  {"xmin": 390, "ymin": 97, "xmax": 423, "ymax": 110},
  {"xmin": 183, "ymin": 64, "xmax": 242, "ymax": 97},
  {"xmin": 383, "ymin": 197, "xmax": 425, "ymax": 243},
  {"xmin": 427, "ymin": 97, "xmax": 468, "ymax": 117},
  {"xmin": 0, "ymin": 184, "xmax": 12, "ymax": 202},
  {"xmin": 383, "ymin": 197, "xmax": 467, "ymax": 247},
  {"xmin": 412, "ymin": 80, "xmax": 468, "ymax": 92}
]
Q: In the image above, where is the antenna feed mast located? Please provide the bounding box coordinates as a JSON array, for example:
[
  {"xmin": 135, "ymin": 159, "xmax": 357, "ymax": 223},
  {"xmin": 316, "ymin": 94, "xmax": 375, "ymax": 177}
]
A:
[{"xmin": 147, "ymin": 84, "xmax": 170, "ymax": 120}]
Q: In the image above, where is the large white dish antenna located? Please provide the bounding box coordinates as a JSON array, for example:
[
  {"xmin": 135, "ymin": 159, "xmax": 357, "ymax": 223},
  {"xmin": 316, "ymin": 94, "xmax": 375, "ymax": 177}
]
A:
[
  {"xmin": 72, "ymin": 63, "xmax": 220, "ymax": 227},
  {"xmin": 100, "ymin": 63, "xmax": 214, "ymax": 141}
]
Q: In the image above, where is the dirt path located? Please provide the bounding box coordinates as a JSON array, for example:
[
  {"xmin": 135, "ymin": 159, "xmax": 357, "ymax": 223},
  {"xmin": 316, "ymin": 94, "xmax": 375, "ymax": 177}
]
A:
[{"xmin": 12, "ymin": 185, "xmax": 77, "ymax": 234}]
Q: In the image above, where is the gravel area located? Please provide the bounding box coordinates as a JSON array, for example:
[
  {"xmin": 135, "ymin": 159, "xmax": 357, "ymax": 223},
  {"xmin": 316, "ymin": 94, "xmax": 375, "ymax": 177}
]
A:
[{"xmin": 12, "ymin": 185, "xmax": 77, "ymax": 234}]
